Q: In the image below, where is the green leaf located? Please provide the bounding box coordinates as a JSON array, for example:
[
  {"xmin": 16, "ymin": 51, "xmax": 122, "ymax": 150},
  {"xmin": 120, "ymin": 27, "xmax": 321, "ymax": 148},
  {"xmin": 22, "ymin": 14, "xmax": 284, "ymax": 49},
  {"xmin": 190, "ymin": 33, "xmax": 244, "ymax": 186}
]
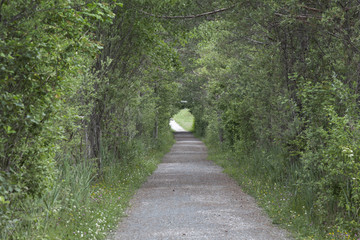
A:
[
  {"xmin": 4, "ymin": 126, "xmax": 16, "ymax": 134},
  {"xmin": 0, "ymin": 196, "xmax": 10, "ymax": 204}
]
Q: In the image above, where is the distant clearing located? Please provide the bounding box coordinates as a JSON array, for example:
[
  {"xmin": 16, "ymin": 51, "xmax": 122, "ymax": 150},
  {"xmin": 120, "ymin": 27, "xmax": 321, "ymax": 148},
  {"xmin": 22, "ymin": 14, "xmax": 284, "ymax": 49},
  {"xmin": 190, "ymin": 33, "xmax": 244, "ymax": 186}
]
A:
[{"xmin": 173, "ymin": 109, "xmax": 194, "ymax": 132}]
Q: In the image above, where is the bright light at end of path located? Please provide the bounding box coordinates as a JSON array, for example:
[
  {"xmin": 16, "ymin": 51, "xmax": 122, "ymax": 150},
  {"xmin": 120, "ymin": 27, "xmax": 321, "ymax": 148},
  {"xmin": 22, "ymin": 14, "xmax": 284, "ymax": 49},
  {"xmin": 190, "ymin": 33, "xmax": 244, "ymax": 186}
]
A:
[{"xmin": 169, "ymin": 119, "xmax": 187, "ymax": 132}]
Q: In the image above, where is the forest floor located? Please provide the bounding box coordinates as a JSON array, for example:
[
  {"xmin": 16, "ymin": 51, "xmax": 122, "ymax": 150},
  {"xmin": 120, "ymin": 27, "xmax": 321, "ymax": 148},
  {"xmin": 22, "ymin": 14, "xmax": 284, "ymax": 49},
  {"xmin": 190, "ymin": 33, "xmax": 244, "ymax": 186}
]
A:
[{"xmin": 107, "ymin": 127, "xmax": 292, "ymax": 240}]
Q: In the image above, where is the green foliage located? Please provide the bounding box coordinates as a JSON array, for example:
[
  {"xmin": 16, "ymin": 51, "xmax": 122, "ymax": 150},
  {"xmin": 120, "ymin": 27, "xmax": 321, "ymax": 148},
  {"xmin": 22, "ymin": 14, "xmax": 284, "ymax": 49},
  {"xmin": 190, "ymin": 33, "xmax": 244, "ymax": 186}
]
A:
[
  {"xmin": 296, "ymin": 78, "xmax": 360, "ymax": 231},
  {"xmin": 0, "ymin": 0, "xmax": 113, "ymax": 194},
  {"xmin": 1, "ymin": 131, "xmax": 173, "ymax": 239},
  {"xmin": 0, "ymin": 0, "xmax": 181, "ymax": 238}
]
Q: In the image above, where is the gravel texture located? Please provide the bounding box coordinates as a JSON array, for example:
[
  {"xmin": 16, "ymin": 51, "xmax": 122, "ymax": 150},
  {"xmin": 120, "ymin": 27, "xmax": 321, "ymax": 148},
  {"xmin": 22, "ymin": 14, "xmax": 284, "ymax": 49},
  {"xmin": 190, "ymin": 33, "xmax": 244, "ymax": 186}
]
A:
[{"xmin": 108, "ymin": 130, "xmax": 292, "ymax": 240}]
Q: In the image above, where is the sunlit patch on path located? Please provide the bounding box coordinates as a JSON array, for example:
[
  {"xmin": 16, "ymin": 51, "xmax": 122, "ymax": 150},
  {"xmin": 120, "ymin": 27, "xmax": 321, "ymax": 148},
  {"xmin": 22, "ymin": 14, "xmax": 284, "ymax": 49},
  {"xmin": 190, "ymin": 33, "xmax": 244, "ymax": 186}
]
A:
[{"xmin": 108, "ymin": 130, "xmax": 291, "ymax": 240}]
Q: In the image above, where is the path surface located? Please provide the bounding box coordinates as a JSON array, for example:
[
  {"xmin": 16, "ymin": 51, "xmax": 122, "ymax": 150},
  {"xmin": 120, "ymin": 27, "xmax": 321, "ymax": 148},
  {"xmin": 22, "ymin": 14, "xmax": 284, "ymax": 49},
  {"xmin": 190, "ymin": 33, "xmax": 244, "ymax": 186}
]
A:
[{"xmin": 108, "ymin": 127, "xmax": 291, "ymax": 240}]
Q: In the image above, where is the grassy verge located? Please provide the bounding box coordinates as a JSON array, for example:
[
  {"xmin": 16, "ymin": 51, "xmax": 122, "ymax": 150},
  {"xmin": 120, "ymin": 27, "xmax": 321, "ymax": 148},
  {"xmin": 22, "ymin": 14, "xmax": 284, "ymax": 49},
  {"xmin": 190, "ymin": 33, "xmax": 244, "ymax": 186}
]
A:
[
  {"xmin": 206, "ymin": 142, "xmax": 357, "ymax": 240},
  {"xmin": 2, "ymin": 132, "xmax": 174, "ymax": 240},
  {"xmin": 173, "ymin": 109, "xmax": 195, "ymax": 132}
]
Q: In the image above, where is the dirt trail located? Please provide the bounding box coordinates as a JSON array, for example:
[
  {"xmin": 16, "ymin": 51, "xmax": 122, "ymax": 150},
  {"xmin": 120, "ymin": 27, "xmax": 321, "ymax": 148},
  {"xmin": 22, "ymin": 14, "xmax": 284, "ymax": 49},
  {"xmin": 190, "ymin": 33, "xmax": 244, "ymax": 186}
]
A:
[{"xmin": 108, "ymin": 130, "xmax": 291, "ymax": 240}]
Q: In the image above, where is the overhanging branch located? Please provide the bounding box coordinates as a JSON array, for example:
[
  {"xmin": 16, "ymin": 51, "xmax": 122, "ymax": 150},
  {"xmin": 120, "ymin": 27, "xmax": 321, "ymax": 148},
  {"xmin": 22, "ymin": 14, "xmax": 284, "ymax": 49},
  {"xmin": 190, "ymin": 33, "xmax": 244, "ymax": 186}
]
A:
[{"xmin": 141, "ymin": 5, "xmax": 236, "ymax": 19}]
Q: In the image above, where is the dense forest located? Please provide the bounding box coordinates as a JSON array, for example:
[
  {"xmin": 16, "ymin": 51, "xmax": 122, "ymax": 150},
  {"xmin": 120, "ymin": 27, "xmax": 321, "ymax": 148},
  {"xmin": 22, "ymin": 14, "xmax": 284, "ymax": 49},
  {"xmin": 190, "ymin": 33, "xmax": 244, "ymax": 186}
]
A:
[{"xmin": 1, "ymin": 0, "xmax": 360, "ymax": 239}]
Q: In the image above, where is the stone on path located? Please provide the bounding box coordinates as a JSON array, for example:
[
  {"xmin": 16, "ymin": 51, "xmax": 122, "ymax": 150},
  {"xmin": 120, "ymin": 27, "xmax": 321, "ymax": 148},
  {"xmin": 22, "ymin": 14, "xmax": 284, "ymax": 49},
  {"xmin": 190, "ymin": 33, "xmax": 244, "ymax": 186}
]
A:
[{"xmin": 108, "ymin": 131, "xmax": 291, "ymax": 240}]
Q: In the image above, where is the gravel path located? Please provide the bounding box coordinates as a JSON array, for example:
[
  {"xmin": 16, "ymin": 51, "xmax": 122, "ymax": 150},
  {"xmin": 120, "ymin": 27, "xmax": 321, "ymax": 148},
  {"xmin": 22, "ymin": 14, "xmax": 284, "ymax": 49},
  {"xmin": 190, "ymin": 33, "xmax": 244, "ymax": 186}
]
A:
[{"xmin": 108, "ymin": 128, "xmax": 291, "ymax": 240}]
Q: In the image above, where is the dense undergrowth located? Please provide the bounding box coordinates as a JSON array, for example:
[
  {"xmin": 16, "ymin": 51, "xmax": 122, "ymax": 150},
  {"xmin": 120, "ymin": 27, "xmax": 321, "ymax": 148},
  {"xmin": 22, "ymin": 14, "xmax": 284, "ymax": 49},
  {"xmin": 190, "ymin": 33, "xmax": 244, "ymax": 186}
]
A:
[{"xmin": 1, "ymin": 131, "xmax": 174, "ymax": 240}]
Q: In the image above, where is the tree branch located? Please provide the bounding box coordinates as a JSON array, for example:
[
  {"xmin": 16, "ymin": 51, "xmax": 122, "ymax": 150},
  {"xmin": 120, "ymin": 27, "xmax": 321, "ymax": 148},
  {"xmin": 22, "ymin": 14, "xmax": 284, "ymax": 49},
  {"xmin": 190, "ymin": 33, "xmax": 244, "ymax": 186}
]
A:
[
  {"xmin": 3, "ymin": 3, "xmax": 89, "ymax": 26},
  {"xmin": 0, "ymin": 0, "xmax": 6, "ymax": 22},
  {"xmin": 301, "ymin": 5, "xmax": 322, "ymax": 13},
  {"xmin": 0, "ymin": 0, "xmax": 5, "ymax": 10},
  {"xmin": 344, "ymin": 4, "xmax": 360, "ymax": 11},
  {"xmin": 275, "ymin": 12, "xmax": 321, "ymax": 21},
  {"xmin": 140, "ymin": 5, "xmax": 236, "ymax": 19},
  {"xmin": 324, "ymin": 29, "xmax": 360, "ymax": 53}
]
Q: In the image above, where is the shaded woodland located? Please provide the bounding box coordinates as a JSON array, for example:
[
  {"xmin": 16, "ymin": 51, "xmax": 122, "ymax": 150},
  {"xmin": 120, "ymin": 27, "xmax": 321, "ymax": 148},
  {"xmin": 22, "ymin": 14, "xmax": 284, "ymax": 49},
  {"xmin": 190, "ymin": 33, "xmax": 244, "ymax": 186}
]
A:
[{"xmin": 1, "ymin": 0, "xmax": 360, "ymax": 238}]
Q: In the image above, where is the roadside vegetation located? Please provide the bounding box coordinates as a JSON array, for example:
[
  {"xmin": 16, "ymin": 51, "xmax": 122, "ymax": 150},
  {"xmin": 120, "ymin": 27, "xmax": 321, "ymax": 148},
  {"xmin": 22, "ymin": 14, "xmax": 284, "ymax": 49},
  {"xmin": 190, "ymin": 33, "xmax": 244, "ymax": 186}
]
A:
[
  {"xmin": 1, "ymin": 1, "xmax": 179, "ymax": 239},
  {"xmin": 2, "ymin": 132, "xmax": 173, "ymax": 239},
  {"xmin": 207, "ymin": 143, "xmax": 357, "ymax": 240},
  {"xmin": 172, "ymin": 109, "xmax": 195, "ymax": 132}
]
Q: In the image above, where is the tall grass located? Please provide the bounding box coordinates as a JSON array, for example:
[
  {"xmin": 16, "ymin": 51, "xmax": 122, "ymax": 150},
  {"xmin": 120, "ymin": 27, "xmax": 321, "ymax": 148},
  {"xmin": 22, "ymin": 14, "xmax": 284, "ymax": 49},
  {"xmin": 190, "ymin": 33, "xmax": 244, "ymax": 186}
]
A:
[{"xmin": 1, "ymin": 131, "xmax": 174, "ymax": 240}]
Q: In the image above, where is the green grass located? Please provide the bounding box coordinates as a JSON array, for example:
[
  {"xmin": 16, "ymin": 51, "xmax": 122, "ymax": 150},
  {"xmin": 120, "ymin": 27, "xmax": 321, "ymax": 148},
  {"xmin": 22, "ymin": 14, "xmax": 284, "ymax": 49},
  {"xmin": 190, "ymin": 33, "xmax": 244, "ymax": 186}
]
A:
[
  {"xmin": 173, "ymin": 109, "xmax": 195, "ymax": 132},
  {"xmin": 2, "ymin": 131, "xmax": 174, "ymax": 240},
  {"xmin": 206, "ymin": 142, "xmax": 357, "ymax": 240}
]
